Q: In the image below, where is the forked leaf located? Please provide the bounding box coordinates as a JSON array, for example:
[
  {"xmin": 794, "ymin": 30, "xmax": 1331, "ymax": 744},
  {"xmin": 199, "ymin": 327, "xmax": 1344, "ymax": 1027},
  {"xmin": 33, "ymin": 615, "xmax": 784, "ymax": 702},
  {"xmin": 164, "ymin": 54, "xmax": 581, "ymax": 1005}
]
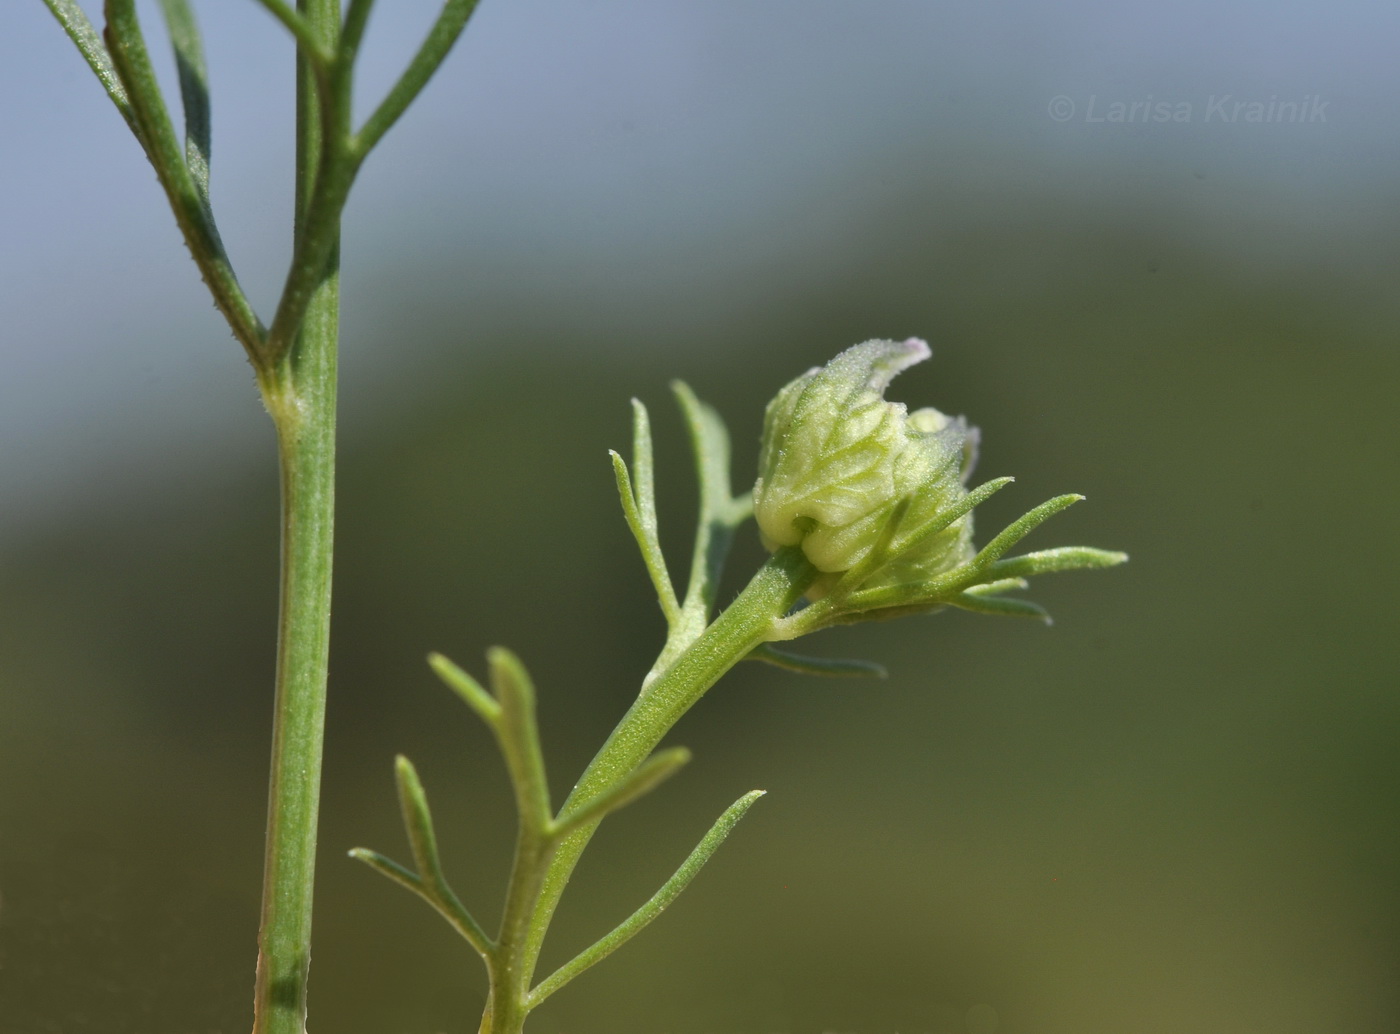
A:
[
  {"xmin": 349, "ymin": 756, "xmax": 492, "ymax": 956},
  {"xmin": 528, "ymin": 790, "xmax": 766, "ymax": 1008},
  {"xmin": 747, "ymin": 644, "xmax": 888, "ymax": 679},
  {"xmin": 552, "ymin": 747, "xmax": 692, "ymax": 837}
]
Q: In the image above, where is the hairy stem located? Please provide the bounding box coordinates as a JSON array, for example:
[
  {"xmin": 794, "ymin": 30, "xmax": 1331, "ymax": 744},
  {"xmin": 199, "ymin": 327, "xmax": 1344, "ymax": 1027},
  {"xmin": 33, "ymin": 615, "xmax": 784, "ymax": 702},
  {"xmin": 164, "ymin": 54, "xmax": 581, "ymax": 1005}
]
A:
[{"xmin": 252, "ymin": 2, "xmax": 341, "ymax": 1031}]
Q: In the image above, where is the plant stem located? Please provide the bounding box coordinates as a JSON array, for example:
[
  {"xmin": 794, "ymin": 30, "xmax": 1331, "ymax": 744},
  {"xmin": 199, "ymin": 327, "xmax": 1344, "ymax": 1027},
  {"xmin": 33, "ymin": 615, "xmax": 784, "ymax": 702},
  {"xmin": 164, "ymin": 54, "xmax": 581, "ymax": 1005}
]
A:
[
  {"xmin": 512, "ymin": 547, "xmax": 815, "ymax": 1010},
  {"xmin": 252, "ymin": 2, "xmax": 341, "ymax": 1031}
]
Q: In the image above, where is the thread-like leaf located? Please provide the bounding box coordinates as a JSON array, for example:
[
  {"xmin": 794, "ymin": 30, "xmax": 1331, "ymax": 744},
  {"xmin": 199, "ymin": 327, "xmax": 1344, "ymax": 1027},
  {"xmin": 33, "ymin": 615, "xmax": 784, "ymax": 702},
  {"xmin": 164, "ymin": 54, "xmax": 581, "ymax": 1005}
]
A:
[
  {"xmin": 394, "ymin": 755, "xmax": 444, "ymax": 883},
  {"xmin": 948, "ymin": 592, "xmax": 1051, "ymax": 622},
  {"xmin": 41, "ymin": 0, "xmax": 137, "ymax": 131},
  {"xmin": 990, "ymin": 547, "xmax": 1129, "ymax": 581},
  {"xmin": 552, "ymin": 747, "xmax": 692, "ymax": 837},
  {"xmin": 354, "ymin": 0, "xmax": 484, "ymax": 157},
  {"xmin": 672, "ymin": 382, "xmax": 734, "ymax": 522},
  {"xmin": 673, "ymin": 382, "xmax": 747, "ymax": 622},
  {"xmin": 341, "ymin": 0, "xmax": 376, "ymax": 58},
  {"xmin": 154, "ymin": 0, "xmax": 210, "ymax": 209},
  {"xmin": 898, "ymin": 476, "xmax": 1014, "ymax": 558},
  {"xmin": 611, "ymin": 448, "xmax": 680, "ymax": 625},
  {"xmin": 962, "ymin": 577, "xmax": 1030, "ymax": 597},
  {"xmin": 972, "ymin": 494, "xmax": 1084, "ymax": 567},
  {"xmin": 428, "ymin": 651, "xmax": 501, "ymax": 725},
  {"xmin": 488, "ymin": 647, "xmax": 553, "ymax": 830},
  {"xmin": 630, "ymin": 399, "xmax": 660, "ymax": 541},
  {"xmin": 347, "ymin": 847, "xmax": 422, "ymax": 894},
  {"xmin": 528, "ymin": 790, "xmax": 766, "ymax": 1008},
  {"xmin": 833, "ymin": 496, "xmax": 912, "ymax": 594},
  {"xmin": 101, "ymin": 0, "xmax": 263, "ymax": 351},
  {"xmin": 354, "ymin": 754, "xmax": 495, "ymax": 956},
  {"xmin": 747, "ymin": 644, "xmax": 888, "ymax": 679}
]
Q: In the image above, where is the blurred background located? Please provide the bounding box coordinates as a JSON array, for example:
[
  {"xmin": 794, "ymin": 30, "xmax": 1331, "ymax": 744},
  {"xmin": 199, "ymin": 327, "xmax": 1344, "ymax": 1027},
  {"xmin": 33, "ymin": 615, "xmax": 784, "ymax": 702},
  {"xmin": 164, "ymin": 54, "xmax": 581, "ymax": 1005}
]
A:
[{"xmin": 2, "ymin": 1, "xmax": 1397, "ymax": 1032}]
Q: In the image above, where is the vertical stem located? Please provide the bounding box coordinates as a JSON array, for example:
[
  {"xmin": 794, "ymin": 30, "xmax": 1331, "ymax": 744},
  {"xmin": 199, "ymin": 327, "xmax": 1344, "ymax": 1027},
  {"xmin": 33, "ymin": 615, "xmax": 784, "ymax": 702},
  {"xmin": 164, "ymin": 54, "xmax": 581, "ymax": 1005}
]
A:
[
  {"xmin": 487, "ymin": 827, "xmax": 551, "ymax": 1034},
  {"xmin": 253, "ymin": 2, "xmax": 340, "ymax": 1032},
  {"xmin": 253, "ymin": 341, "xmax": 338, "ymax": 1033}
]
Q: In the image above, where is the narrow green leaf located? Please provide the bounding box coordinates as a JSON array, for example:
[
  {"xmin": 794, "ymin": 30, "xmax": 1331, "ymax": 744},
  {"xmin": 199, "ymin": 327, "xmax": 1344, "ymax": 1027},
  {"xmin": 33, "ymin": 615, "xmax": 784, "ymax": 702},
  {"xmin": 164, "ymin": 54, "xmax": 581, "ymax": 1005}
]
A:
[
  {"xmin": 747, "ymin": 644, "xmax": 888, "ymax": 679},
  {"xmin": 673, "ymin": 381, "xmax": 748, "ymax": 640},
  {"xmin": 488, "ymin": 648, "xmax": 553, "ymax": 831},
  {"xmin": 631, "ymin": 399, "xmax": 660, "ymax": 539},
  {"xmin": 102, "ymin": 0, "xmax": 264, "ymax": 352},
  {"xmin": 428, "ymin": 651, "xmax": 501, "ymax": 725},
  {"xmin": 962, "ymin": 577, "xmax": 1030, "ymax": 597},
  {"xmin": 831, "ymin": 496, "xmax": 912, "ymax": 597},
  {"xmin": 552, "ymin": 747, "xmax": 692, "ymax": 837},
  {"xmin": 42, "ymin": 0, "xmax": 137, "ymax": 132},
  {"xmin": 611, "ymin": 449, "xmax": 681, "ymax": 626},
  {"xmin": 154, "ymin": 0, "xmax": 211, "ymax": 210},
  {"xmin": 972, "ymin": 493, "xmax": 1085, "ymax": 567},
  {"xmin": 341, "ymin": 0, "xmax": 377, "ymax": 60},
  {"xmin": 989, "ymin": 547, "xmax": 1129, "ymax": 580},
  {"xmin": 394, "ymin": 755, "xmax": 445, "ymax": 884},
  {"xmin": 899, "ymin": 476, "xmax": 1014, "ymax": 558},
  {"xmin": 672, "ymin": 383, "xmax": 732, "ymax": 509},
  {"xmin": 348, "ymin": 847, "xmax": 422, "ymax": 894},
  {"xmin": 353, "ymin": 0, "xmax": 483, "ymax": 157},
  {"xmin": 948, "ymin": 592, "xmax": 1051, "ymax": 622},
  {"xmin": 103, "ymin": 0, "xmax": 183, "ymax": 167},
  {"xmin": 528, "ymin": 790, "xmax": 766, "ymax": 1008}
]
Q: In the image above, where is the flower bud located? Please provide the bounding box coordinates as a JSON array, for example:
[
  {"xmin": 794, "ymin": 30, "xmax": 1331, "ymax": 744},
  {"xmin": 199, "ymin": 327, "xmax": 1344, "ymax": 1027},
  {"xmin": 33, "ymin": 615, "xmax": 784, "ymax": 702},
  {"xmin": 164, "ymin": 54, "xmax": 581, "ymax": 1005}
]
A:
[{"xmin": 753, "ymin": 340, "xmax": 980, "ymax": 596}]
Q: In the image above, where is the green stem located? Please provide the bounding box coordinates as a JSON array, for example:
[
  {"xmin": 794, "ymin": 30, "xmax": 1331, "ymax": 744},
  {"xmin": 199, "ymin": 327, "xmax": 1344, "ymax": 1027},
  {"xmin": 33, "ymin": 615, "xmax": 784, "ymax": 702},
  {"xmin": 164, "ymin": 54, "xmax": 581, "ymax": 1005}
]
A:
[
  {"xmin": 514, "ymin": 547, "xmax": 815, "ymax": 1004},
  {"xmin": 252, "ymin": 2, "xmax": 341, "ymax": 1032}
]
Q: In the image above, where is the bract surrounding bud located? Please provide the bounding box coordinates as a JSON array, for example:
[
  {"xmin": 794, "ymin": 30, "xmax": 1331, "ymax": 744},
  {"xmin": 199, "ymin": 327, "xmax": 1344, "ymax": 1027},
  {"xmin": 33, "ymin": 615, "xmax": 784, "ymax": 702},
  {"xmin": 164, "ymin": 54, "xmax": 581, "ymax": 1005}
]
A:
[{"xmin": 753, "ymin": 339, "xmax": 979, "ymax": 596}]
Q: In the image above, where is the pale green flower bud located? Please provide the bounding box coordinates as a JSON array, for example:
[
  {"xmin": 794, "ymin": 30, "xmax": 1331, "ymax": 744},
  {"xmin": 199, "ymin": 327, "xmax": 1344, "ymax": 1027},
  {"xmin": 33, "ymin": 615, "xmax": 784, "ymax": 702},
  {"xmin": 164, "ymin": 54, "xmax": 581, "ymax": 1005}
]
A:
[{"xmin": 753, "ymin": 339, "xmax": 979, "ymax": 595}]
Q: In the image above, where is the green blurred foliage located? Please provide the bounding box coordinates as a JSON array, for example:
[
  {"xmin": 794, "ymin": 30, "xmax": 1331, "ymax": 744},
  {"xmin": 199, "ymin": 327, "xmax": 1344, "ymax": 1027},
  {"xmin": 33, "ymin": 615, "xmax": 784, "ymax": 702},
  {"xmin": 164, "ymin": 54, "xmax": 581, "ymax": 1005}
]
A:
[{"xmin": 1, "ymin": 185, "xmax": 1397, "ymax": 1034}]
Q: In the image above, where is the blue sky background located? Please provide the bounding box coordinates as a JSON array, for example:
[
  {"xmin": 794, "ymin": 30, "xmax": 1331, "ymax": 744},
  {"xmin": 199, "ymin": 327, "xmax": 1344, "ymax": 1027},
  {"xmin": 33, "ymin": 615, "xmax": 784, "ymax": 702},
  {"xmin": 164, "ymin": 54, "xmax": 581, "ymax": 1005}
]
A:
[{"xmin": 3, "ymin": 0, "xmax": 1398, "ymax": 537}]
